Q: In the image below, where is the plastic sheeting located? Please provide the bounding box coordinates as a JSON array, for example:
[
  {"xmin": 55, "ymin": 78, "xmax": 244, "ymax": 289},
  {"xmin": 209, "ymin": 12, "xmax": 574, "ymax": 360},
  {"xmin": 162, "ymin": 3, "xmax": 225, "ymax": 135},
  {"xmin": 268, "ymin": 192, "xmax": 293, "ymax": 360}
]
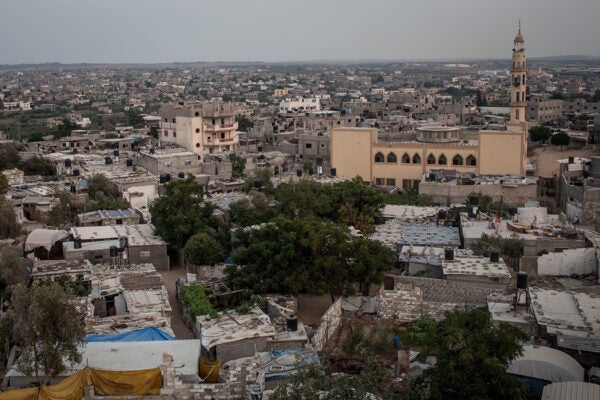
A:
[
  {"xmin": 199, "ymin": 359, "xmax": 221, "ymax": 383},
  {"xmin": 0, "ymin": 367, "xmax": 162, "ymax": 400},
  {"xmin": 24, "ymin": 229, "xmax": 68, "ymax": 252},
  {"xmin": 508, "ymin": 345, "xmax": 585, "ymax": 383},
  {"xmin": 85, "ymin": 327, "xmax": 176, "ymax": 342}
]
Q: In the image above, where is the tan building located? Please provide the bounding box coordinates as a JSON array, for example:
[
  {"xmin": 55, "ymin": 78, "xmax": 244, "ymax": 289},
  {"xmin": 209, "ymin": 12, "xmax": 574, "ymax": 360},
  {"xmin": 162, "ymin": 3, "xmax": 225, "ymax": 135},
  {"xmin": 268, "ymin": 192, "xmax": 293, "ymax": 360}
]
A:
[
  {"xmin": 159, "ymin": 101, "xmax": 239, "ymax": 161},
  {"xmin": 331, "ymin": 25, "xmax": 528, "ymax": 189}
]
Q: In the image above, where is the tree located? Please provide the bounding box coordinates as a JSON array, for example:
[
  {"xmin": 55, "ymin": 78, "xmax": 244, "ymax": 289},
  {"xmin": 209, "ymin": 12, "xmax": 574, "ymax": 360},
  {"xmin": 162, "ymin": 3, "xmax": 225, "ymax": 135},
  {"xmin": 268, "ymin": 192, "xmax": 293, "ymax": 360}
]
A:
[
  {"xmin": 404, "ymin": 309, "xmax": 528, "ymax": 400},
  {"xmin": 149, "ymin": 177, "xmax": 226, "ymax": 250},
  {"xmin": 148, "ymin": 126, "xmax": 159, "ymax": 139},
  {"xmin": 0, "ymin": 196, "xmax": 21, "ymax": 239},
  {"xmin": 470, "ymin": 233, "xmax": 524, "ymax": 259},
  {"xmin": 235, "ymin": 114, "xmax": 254, "ymax": 132},
  {"xmin": 86, "ymin": 174, "xmax": 128, "ymax": 211},
  {"xmin": 20, "ymin": 156, "xmax": 56, "ymax": 176},
  {"xmin": 125, "ymin": 109, "xmax": 144, "ymax": 128},
  {"xmin": 550, "ymin": 130, "xmax": 570, "ymax": 151},
  {"xmin": 528, "ymin": 125, "xmax": 552, "ymax": 144},
  {"xmin": 47, "ymin": 190, "xmax": 77, "ymax": 228},
  {"xmin": 51, "ymin": 118, "xmax": 77, "ymax": 139},
  {"xmin": 183, "ymin": 233, "xmax": 224, "ymax": 266},
  {"xmin": 11, "ymin": 282, "xmax": 85, "ymax": 384},
  {"xmin": 229, "ymin": 153, "xmax": 246, "ymax": 179},
  {"xmin": 0, "ymin": 244, "xmax": 28, "ymax": 302},
  {"xmin": 0, "ymin": 144, "xmax": 20, "ymax": 170},
  {"xmin": 0, "ymin": 173, "xmax": 7, "ymax": 193}
]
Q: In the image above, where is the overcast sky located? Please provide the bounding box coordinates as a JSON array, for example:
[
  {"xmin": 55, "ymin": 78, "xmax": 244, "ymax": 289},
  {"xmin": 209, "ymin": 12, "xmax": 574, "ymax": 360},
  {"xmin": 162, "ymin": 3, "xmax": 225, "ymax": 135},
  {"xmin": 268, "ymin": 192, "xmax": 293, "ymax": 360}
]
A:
[{"xmin": 1, "ymin": 0, "xmax": 599, "ymax": 64}]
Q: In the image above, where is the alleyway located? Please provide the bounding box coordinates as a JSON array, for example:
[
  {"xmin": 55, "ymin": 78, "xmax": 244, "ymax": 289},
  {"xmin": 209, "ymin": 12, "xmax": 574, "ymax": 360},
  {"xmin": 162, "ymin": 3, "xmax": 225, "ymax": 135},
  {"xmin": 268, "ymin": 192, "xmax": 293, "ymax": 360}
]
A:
[{"xmin": 159, "ymin": 263, "xmax": 195, "ymax": 339}]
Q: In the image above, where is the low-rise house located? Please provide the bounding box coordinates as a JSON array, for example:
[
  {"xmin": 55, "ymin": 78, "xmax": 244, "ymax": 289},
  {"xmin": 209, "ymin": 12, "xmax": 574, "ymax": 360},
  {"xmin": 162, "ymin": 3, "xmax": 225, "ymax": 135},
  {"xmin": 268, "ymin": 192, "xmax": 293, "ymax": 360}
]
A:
[{"xmin": 77, "ymin": 209, "xmax": 140, "ymax": 227}]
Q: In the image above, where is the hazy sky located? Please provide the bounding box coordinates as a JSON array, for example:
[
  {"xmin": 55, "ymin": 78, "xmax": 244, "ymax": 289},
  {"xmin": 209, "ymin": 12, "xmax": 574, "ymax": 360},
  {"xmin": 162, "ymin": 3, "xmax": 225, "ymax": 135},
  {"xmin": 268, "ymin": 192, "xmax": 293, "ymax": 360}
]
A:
[{"xmin": 1, "ymin": 0, "xmax": 599, "ymax": 64}]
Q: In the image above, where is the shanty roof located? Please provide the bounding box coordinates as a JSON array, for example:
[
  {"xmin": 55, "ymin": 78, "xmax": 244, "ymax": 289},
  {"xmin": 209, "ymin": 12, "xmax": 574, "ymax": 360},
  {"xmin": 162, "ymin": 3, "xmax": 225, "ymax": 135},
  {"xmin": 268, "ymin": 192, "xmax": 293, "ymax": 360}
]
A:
[
  {"xmin": 507, "ymin": 345, "xmax": 584, "ymax": 383},
  {"xmin": 25, "ymin": 229, "xmax": 69, "ymax": 252},
  {"xmin": 542, "ymin": 382, "xmax": 600, "ymax": 400}
]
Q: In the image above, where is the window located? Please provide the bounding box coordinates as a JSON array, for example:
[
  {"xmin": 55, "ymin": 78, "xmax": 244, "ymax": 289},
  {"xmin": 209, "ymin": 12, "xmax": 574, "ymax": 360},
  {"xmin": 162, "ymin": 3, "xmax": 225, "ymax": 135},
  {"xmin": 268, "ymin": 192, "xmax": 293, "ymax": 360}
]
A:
[
  {"xmin": 402, "ymin": 179, "xmax": 412, "ymax": 191},
  {"xmin": 413, "ymin": 154, "xmax": 421, "ymax": 164},
  {"xmin": 438, "ymin": 154, "xmax": 447, "ymax": 165},
  {"xmin": 196, "ymin": 143, "xmax": 201, "ymax": 148},
  {"xmin": 375, "ymin": 178, "xmax": 385, "ymax": 185},
  {"xmin": 466, "ymin": 155, "xmax": 477, "ymax": 166},
  {"xmin": 195, "ymin": 112, "xmax": 199, "ymax": 117},
  {"xmin": 386, "ymin": 178, "xmax": 396, "ymax": 186},
  {"xmin": 387, "ymin": 152, "xmax": 398, "ymax": 163},
  {"xmin": 140, "ymin": 251, "xmax": 151, "ymax": 258},
  {"xmin": 452, "ymin": 155, "xmax": 463, "ymax": 166},
  {"xmin": 221, "ymin": 132, "xmax": 225, "ymax": 139},
  {"xmin": 427, "ymin": 154, "xmax": 436, "ymax": 164},
  {"xmin": 306, "ymin": 143, "xmax": 312, "ymax": 149},
  {"xmin": 164, "ymin": 118, "xmax": 168, "ymax": 122},
  {"xmin": 173, "ymin": 131, "xmax": 177, "ymax": 138},
  {"xmin": 221, "ymin": 118, "xmax": 225, "ymax": 125},
  {"xmin": 163, "ymin": 130, "xmax": 168, "ymax": 137},
  {"xmin": 172, "ymin": 118, "xmax": 175, "ymax": 123},
  {"xmin": 401, "ymin": 153, "xmax": 410, "ymax": 164},
  {"xmin": 516, "ymin": 109, "xmax": 520, "ymax": 120},
  {"xmin": 374, "ymin": 152, "xmax": 384, "ymax": 163},
  {"xmin": 196, "ymin": 128, "xmax": 200, "ymax": 133}
]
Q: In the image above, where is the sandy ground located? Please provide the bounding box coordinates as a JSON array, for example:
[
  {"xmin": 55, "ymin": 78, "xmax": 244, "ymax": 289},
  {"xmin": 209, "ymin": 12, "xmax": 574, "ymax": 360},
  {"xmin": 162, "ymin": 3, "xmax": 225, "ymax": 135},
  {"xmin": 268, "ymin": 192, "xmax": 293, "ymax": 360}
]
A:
[
  {"xmin": 529, "ymin": 143, "xmax": 600, "ymax": 178},
  {"xmin": 159, "ymin": 264, "xmax": 195, "ymax": 339}
]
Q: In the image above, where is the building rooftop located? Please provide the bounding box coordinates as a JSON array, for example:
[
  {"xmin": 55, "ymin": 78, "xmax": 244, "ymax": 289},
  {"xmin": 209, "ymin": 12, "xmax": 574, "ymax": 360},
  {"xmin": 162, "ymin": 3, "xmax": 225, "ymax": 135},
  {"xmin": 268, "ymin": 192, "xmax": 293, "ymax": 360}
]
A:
[
  {"xmin": 70, "ymin": 224, "xmax": 165, "ymax": 246},
  {"xmin": 443, "ymin": 256, "xmax": 512, "ymax": 279},
  {"xmin": 371, "ymin": 219, "xmax": 460, "ymax": 248},
  {"xmin": 381, "ymin": 205, "xmax": 441, "ymax": 220}
]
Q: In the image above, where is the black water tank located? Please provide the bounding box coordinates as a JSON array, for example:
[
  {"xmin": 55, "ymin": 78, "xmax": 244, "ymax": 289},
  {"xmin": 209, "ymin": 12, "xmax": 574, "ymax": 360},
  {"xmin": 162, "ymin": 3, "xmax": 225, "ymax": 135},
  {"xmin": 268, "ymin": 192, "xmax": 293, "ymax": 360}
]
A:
[
  {"xmin": 257, "ymin": 145, "xmax": 263, "ymax": 152},
  {"xmin": 159, "ymin": 174, "xmax": 167, "ymax": 184},
  {"xmin": 164, "ymin": 173, "xmax": 171, "ymax": 182},
  {"xmin": 113, "ymin": 150, "xmax": 119, "ymax": 157},
  {"xmin": 516, "ymin": 272, "xmax": 528, "ymax": 289},
  {"xmin": 296, "ymin": 169, "xmax": 302, "ymax": 177},
  {"xmin": 126, "ymin": 158, "xmax": 133, "ymax": 167},
  {"xmin": 119, "ymin": 236, "xmax": 128, "ymax": 249},
  {"xmin": 253, "ymin": 179, "xmax": 262, "ymax": 189},
  {"xmin": 490, "ymin": 249, "xmax": 500, "ymax": 262},
  {"xmin": 72, "ymin": 169, "xmax": 80, "ymax": 176},
  {"xmin": 72, "ymin": 148, "xmax": 78, "ymax": 154},
  {"xmin": 105, "ymin": 157, "xmax": 113, "ymax": 165},
  {"xmin": 64, "ymin": 159, "xmax": 72, "ymax": 168},
  {"xmin": 73, "ymin": 238, "xmax": 82, "ymax": 249},
  {"xmin": 70, "ymin": 184, "xmax": 76, "ymax": 194},
  {"xmin": 438, "ymin": 210, "xmax": 447, "ymax": 220},
  {"xmin": 468, "ymin": 194, "xmax": 478, "ymax": 205},
  {"xmin": 109, "ymin": 246, "xmax": 118, "ymax": 258},
  {"xmin": 568, "ymin": 156, "xmax": 575, "ymax": 164},
  {"xmin": 467, "ymin": 205, "xmax": 475, "ymax": 218},
  {"xmin": 286, "ymin": 315, "xmax": 298, "ymax": 332},
  {"xmin": 316, "ymin": 157, "xmax": 323, "ymax": 166},
  {"xmin": 149, "ymin": 147, "xmax": 155, "ymax": 154},
  {"xmin": 178, "ymin": 172, "xmax": 185, "ymax": 179},
  {"xmin": 444, "ymin": 248, "xmax": 454, "ymax": 261},
  {"xmin": 330, "ymin": 168, "xmax": 337, "ymax": 177}
]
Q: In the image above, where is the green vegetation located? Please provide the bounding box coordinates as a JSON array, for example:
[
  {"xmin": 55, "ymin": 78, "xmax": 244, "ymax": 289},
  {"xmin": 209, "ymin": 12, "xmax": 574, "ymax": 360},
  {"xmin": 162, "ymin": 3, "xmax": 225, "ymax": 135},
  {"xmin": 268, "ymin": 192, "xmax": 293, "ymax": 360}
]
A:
[
  {"xmin": 229, "ymin": 153, "xmax": 246, "ymax": 179},
  {"xmin": 20, "ymin": 156, "xmax": 56, "ymax": 176},
  {"xmin": 235, "ymin": 114, "xmax": 254, "ymax": 132},
  {"xmin": 528, "ymin": 125, "xmax": 552, "ymax": 144},
  {"xmin": 11, "ymin": 282, "xmax": 85, "ymax": 384},
  {"xmin": 179, "ymin": 285, "xmax": 218, "ymax": 319},
  {"xmin": 471, "ymin": 233, "xmax": 524, "ymax": 258},
  {"xmin": 0, "ymin": 196, "xmax": 22, "ymax": 239},
  {"xmin": 51, "ymin": 118, "xmax": 78, "ymax": 139},
  {"xmin": 403, "ymin": 309, "xmax": 528, "ymax": 399},
  {"xmin": 0, "ymin": 144, "xmax": 20, "ymax": 170},
  {"xmin": 86, "ymin": 174, "xmax": 129, "ymax": 211},
  {"xmin": 183, "ymin": 233, "xmax": 224, "ymax": 266},
  {"xmin": 550, "ymin": 130, "xmax": 570, "ymax": 151}
]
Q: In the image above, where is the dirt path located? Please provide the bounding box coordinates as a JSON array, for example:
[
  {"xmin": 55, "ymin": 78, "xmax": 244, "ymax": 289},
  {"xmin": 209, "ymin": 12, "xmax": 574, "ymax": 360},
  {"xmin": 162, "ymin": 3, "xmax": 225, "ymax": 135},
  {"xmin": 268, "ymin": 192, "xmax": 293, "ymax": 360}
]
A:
[
  {"xmin": 159, "ymin": 264, "xmax": 195, "ymax": 339},
  {"xmin": 530, "ymin": 144, "xmax": 600, "ymax": 178}
]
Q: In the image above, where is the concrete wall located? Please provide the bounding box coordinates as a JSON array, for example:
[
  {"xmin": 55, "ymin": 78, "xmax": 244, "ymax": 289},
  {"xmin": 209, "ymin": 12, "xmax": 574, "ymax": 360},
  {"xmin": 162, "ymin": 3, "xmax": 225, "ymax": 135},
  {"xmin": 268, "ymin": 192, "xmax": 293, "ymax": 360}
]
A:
[
  {"xmin": 419, "ymin": 181, "xmax": 537, "ymax": 206},
  {"xmin": 311, "ymin": 298, "xmax": 342, "ymax": 351},
  {"xmin": 215, "ymin": 337, "xmax": 268, "ymax": 364},
  {"xmin": 537, "ymin": 247, "xmax": 597, "ymax": 276},
  {"xmin": 330, "ymin": 128, "xmax": 376, "ymax": 182},
  {"xmin": 478, "ymin": 130, "xmax": 526, "ymax": 176}
]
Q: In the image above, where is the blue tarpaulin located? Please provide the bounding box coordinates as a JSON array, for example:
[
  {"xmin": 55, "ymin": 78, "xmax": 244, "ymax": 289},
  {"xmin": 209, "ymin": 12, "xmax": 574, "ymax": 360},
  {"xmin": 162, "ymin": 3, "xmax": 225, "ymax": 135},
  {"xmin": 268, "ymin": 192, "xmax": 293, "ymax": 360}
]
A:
[{"xmin": 85, "ymin": 327, "xmax": 176, "ymax": 342}]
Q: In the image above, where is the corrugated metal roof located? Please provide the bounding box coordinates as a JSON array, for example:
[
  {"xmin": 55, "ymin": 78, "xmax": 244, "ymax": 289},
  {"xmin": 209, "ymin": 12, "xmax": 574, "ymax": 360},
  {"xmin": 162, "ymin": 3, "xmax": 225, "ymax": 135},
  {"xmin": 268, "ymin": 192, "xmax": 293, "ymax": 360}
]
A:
[{"xmin": 542, "ymin": 381, "xmax": 600, "ymax": 400}]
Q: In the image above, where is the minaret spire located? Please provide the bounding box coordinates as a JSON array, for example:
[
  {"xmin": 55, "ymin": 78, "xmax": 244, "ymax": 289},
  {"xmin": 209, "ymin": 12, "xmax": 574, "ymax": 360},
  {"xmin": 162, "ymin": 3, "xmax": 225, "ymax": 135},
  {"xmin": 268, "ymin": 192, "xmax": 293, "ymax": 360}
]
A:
[{"xmin": 509, "ymin": 21, "xmax": 526, "ymax": 125}]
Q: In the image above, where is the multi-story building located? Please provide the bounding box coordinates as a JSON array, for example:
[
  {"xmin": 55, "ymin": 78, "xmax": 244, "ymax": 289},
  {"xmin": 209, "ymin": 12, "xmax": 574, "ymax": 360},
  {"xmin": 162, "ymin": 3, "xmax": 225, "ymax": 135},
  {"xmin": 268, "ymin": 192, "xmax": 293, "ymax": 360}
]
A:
[
  {"xmin": 526, "ymin": 96, "xmax": 563, "ymax": 124},
  {"xmin": 159, "ymin": 101, "xmax": 239, "ymax": 161},
  {"xmin": 279, "ymin": 97, "xmax": 320, "ymax": 114},
  {"xmin": 563, "ymin": 98, "xmax": 600, "ymax": 115},
  {"xmin": 330, "ymin": 25, "xmax": 529, "ymax": 190}
]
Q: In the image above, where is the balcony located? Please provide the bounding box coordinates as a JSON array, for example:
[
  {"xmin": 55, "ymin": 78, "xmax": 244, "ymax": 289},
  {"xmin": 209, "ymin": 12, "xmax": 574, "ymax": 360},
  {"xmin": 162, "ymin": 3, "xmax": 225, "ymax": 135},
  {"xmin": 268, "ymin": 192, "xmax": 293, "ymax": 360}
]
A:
[
  {"xmin": 204, "ymin": 136, "xmax": 239, "ymax": 147},
  {"xmin": 203, "ymin": 122, "xmax": 238, "ymax": 132}
]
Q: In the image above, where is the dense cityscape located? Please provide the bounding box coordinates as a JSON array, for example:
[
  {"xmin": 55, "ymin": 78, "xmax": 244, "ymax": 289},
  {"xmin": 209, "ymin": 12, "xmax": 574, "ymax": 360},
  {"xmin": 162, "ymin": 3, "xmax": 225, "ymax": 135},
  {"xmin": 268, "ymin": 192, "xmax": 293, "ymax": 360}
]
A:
[{"xmin": 1, "ymin": 4, "xmax": 600, "ymax": 400}]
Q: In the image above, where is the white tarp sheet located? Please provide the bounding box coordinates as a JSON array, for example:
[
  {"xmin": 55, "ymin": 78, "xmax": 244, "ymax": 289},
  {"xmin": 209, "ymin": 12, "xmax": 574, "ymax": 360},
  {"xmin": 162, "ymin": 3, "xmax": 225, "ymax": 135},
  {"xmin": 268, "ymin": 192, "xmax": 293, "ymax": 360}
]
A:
[
  {"xmin": 24, "ymin": 229, "xmax": 69, "ymax": 252},
  {"xmin": 508, "ymin": 345, "xmax": 584, "ymax": 382}
]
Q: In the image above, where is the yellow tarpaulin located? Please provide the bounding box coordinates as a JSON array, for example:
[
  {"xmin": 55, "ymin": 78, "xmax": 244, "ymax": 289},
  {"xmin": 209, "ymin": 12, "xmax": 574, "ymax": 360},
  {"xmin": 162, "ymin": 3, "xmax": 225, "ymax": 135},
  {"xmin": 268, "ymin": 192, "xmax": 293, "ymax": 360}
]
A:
[
  {"xmin": 199, "ymin": 359, "xmax": 221, "ymax": 383},
  {"xmin": 0, "ymin": 367, "xmax": 162, "ymax": 400},
  {"xmin": 91, "ymin": 368, "xmax": 162, "ymax": 396}
]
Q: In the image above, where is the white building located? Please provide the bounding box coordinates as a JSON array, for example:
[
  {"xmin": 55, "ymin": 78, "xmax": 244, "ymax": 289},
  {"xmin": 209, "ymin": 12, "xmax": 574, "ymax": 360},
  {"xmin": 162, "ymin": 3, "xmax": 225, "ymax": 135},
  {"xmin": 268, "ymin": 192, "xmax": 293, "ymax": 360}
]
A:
[{"xmin": 279, "ymin": 97, "xmax": 321, "ymax": 114}]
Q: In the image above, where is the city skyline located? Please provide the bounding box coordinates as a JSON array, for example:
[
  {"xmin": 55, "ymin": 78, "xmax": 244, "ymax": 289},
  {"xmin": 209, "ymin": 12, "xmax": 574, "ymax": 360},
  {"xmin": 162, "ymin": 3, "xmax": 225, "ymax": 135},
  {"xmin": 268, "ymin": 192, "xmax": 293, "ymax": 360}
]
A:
[{"xmin": 1, "ymin": 0, "xmax": 600, "ymax": 65}]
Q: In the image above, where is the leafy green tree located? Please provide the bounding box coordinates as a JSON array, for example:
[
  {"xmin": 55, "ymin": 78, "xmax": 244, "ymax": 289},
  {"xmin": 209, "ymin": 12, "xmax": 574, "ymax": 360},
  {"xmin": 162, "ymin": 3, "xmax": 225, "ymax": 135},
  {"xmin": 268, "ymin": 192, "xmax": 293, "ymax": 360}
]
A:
[
  {"xmin": 148, "ymin": 126, "xmax": 159, "ymax": 139},
  {"xmin": 125, "ymin": 108, "xmax": 144, "ymax": 128},
  {"xmin": 229, "ymin": 153, "xmax": 246, "ymax": 179},
  {"xmin": 572, "ymin": 118, "xmax": 589, "ymax": 132},
  {"xmin": 47, "ymin": 190, "xmax": 77, "ymax": 228},
  {"xmin": 86, "ymin": 174, "xmax": 128, "ymax": 211},
  {"xmin": 0, "ymin": 173, "xmax": 8, "ymax": 193},
  {"xmin": 11, "ymin": 282, "xmax": 86, "ymax": 385},
  {"xmin": 403, "ymin": 309, "xmax": 528, "ymax": 400},
  {"xmin": 235, "ymin": 114, "xmax": 254, "ymax": 132},
  {"xmin": 528, "ymin": 125, "xmax": 552, "ymax": 144},
  {"xmin": 550, "ymin": 131, "xmax": 570, "ymax": 151},
  {"xmin": 0, "ymin": 244, "xmax": 28, "ymax": 302},
  {"xmin": 20, "ymin": 156, "xmax": 56, "ymax": 176},
  {"xmin": 52, "ymin": 118, "xmax": 77, "ymax": 139},
  {"xmin": 149, "ymin": 177, "xmax": 226, "ymax": 250},
  {"xmin": 0, "ymin": 196, "xmax": 21, "ymax": 239},
  {"xmin": 0, "ymin": 144, "xmax": 20, "ymax": 170},
  {"xmin": 470, "ymin": 233, "xmax": 524, "ymax": 259},
  {"xmin": 183, "ymin": 233, "xmax": 224, "ymax": 266}
]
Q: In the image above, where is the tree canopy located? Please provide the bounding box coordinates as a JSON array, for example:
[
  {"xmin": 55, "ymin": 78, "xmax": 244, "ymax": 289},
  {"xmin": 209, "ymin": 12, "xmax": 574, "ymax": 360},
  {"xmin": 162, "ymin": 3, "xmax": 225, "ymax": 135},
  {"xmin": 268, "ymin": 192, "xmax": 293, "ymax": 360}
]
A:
[
  {"xmin": 86, "ymin": 174, "xmax": 128, "ymax": 211},
  {"xmin": 403, "ymin": 309, "xmax": 528, "ymax": 400},
  {"xmin": 528, "ymin": 125, "xmax": 552, "ymax": 144},
  {"xmin": 0, "ymin": 196, "xmax": 21, "ymax": 239},
  {"xmin": 183, "ymin": 232, "xmax": 224, "ymax": 266},
  {"xmin": 11, "ymin": 282, "xmax": 86, "ymax": 384},
  {"xmin": 0, "ymin": 144, "xmax": 20, "ymax": 170},
  {"xmin": 550, "ymin": 131, "xmax": 570, "ymax": 151}
]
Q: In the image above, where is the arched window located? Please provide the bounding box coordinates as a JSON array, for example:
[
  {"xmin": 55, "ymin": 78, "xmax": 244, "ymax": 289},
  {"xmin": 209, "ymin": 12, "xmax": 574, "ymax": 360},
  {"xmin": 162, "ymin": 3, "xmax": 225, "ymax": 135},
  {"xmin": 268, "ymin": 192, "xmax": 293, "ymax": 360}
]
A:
[
  {"xmin": 438, "ymin": 154, "xmax": 447, "ymax": 165},
  {"xmin": 521, "ymin": 92, "xmax": 525, "ymax": 102},
  {"xmin": 453, "ymin": 155, "xmax": 463, "ymax": 166},
  {"xmin": 387, "ymin": 152, "xmax": 397, "ymax": 163},
  {"xmin": 427, "ymin": 154, "xmax": 436, "ymax": 164},
  {"xmin": 515, "ymin": 91, "xmax": 519, "ymax": 102},
  {"xmin": 413, "ymin": 154, "xmax": 421, "ymax": 164},
  {"xmin": 374, "ymin": 152, "xmax": 384, "ymax": 163},
  {"xmin": 466, "ymin": 155, "xmax": 477, "ymax": 166},
  {"xmin": 401, "ymin": 153, "xmax": 410, "ymax": 164}
]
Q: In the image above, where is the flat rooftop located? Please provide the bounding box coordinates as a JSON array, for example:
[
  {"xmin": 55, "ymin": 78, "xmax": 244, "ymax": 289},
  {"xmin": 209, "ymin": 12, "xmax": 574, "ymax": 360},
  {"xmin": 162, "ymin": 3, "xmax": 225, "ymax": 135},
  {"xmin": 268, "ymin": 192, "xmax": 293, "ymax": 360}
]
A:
[
  {"xmin": 371, "ymin": 219, "xmax": 460, "ymax": 248},
  {"xmin": 382, "ymin": 205, "xmax": 440, "ymax": 220},
  {"xmin": 70, "ymin": 224, "xmax": 165, "ymax": 246},
  {"xmin": 443, "ymin": 256, "xmax": 511, "ymax": 278}
]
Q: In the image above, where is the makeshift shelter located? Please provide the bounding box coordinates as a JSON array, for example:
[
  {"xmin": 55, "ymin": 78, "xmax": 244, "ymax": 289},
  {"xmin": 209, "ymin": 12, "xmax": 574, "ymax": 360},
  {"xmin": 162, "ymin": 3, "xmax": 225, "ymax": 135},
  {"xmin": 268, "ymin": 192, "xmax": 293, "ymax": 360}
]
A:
[
  {"xmin": 24, "ymin": 229, "xmax": 69, "ymax": 259},
  {"xmin": 508, "ymin": 345, "xmax": 584, "ymax": 398},
  {"xmin": 85, "ymin": 327, "xmax": 176, "ymax": 342},
  {"xmin": 541, "ymin": 381, "xmax": 600, "ymax": 400}
]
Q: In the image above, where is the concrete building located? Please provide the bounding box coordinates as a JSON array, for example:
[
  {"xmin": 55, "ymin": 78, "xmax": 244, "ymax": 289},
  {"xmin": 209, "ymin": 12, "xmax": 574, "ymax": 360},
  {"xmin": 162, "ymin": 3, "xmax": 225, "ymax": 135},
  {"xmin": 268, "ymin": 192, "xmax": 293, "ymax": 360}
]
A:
[
  {"xmin": 298, "ymin": 133, "xmax": 330, "ymax": 161},
  {"xmin": 559, "ymin": 156, "xmax": 600, "ymax": 225},
  {"xmin": 76, "ymin": 209, "xmax": 140, "ymax": 227},
  {"xmin": 159, "ymin": 101, "xmax": 239, "ymax": 161},
  {"xmin": 134, "ymin": 147, "xmax": 199, "ymax": 176},
  {"xmin": 64, "ymin": 224, "xmax": 170, "ymax": 270},
  {"xmin": 330, "ymin": 26, "xmax": 528, "ymax": 189},
  {"xmin": 526, "ymin": 96, "xmax": 563, "ymax": 124},
  {"xmin": 279, "ymin": 96, "xmax": 320, "ymax": 114}
]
